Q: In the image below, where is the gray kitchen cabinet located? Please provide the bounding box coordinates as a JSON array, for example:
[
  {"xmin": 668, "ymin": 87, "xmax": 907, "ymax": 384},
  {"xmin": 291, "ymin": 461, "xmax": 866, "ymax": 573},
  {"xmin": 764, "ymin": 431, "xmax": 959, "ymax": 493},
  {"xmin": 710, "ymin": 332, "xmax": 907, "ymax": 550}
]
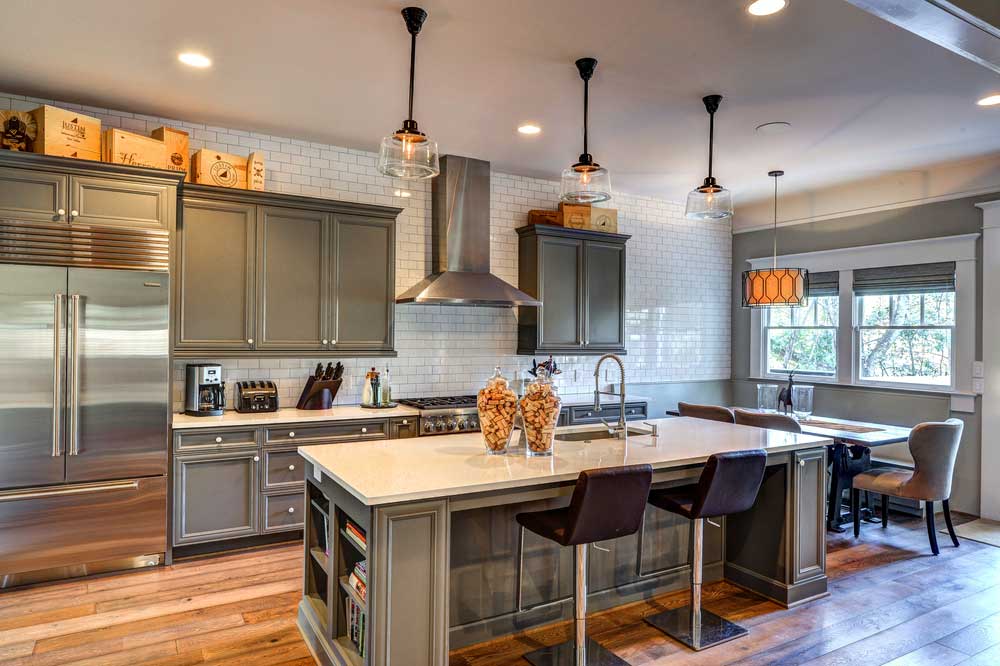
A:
[
  {"xmin": 173, "ymin": 186, "xmax": 400, "ymax": 357},
  {"xmin": 568, "ymin": 402, "xmax": 647, "ymax": 425},
  {"xmin": 331, "ymin": 214, "xmax": 395, "ymax": 351},
  {"xmin": 173, "ymin": 449, "xmax": 260, "ymax": 546},
  {"xmin": 0, "ymin": 166, "xmax": 67, "ymax": 224},
  {"xmin": 174, "ymin": 197, "xmax": 256, "ymax": 350},
  {"xmin": 792, "ymin": 448, "xmax": 827, "ymax": 583},
  {"xmin": 69, "ymin": 175, "xmax": 172, "ymax": 230},
  {"xmin": 516, "ymin": 225, "xmax": 629, "ymax": 355},
  {"xmin": 256, "ymin": 206, "xmax": 329, "ymax": 351},
  {"xmin": 261, "ymin": 492, "xmax": 305, "ymax": 534},
  {"xmin": 390, "ymin": 416, "xmax": 418, "ymax": 439}
]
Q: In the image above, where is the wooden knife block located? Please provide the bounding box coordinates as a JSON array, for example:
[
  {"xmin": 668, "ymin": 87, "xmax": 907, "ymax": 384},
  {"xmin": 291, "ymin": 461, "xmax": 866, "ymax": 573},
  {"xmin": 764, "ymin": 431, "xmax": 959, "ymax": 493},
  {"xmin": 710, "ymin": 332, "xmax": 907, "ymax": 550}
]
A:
[{"xmin": 296, "ymin": 377, "xmax": 343, "ymax": 410}]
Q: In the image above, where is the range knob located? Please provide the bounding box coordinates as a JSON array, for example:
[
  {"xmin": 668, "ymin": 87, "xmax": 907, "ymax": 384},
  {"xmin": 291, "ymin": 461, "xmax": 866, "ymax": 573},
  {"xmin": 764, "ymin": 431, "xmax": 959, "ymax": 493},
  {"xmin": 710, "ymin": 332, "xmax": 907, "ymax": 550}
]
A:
[
  {"xmin": 423, "ymin": 421, "xmax": 434, "ymax": 432},
  {"xmin": 435, "ymin": 420, "xmax": 446, "ymax": 432},
  {"xmin": 457, "ymin": 419, "xmax": 467, "ymax": 431},
  {"xmin": 446, "ymin": 419, "xmax": 456, "ymax": 431}
]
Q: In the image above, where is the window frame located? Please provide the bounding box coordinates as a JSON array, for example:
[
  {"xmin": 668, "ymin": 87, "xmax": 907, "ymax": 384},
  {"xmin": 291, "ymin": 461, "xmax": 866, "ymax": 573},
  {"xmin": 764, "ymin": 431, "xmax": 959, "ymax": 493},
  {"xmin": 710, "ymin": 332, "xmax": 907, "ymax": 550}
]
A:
[
  {"xmin": 761, "ymin": 295, "xmax": 840, "ymax": 381},
  {"xmin": 747, "ymin": 233, "xmax": 978, "ymax": 397},
  {"xmin": 852, "ymin": 292, "xmax": 957, "ymax": 392}
]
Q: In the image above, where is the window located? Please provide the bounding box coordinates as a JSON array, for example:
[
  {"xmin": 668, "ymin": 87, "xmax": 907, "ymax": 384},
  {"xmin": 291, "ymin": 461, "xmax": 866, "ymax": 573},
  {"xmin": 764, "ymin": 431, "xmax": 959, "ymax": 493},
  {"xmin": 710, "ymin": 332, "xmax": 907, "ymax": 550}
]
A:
[
  {"xmin": 856, "ymin": 292, "xmax": 955, "ymax": 387},
  {"xmin": 764, "ymin": 296, "xmax": 838, "ymax": 377}
]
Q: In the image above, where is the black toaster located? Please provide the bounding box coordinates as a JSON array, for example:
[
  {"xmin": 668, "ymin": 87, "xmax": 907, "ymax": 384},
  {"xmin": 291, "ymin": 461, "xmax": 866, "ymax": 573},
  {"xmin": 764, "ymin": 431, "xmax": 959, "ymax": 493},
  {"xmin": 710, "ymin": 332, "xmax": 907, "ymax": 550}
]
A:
[{"xmin": 234, "ymin": 380, "xmax": 279, "ymax": 413}]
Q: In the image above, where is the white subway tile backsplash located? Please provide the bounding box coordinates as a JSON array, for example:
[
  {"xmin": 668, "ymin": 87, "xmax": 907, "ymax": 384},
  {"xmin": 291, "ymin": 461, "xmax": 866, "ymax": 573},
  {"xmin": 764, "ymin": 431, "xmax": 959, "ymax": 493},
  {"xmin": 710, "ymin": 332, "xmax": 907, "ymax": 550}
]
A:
[{"xmin": 0, "ymin": 90, "xmax": 731, "ymax": 412}]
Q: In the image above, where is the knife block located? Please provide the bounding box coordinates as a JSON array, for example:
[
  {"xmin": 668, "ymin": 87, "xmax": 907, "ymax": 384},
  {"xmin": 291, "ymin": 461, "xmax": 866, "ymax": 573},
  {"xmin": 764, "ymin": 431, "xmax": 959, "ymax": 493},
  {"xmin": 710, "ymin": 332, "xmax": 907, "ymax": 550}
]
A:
[{"xmin": 296, "ymin": 377, "xmax": 343, "ymax": 410}]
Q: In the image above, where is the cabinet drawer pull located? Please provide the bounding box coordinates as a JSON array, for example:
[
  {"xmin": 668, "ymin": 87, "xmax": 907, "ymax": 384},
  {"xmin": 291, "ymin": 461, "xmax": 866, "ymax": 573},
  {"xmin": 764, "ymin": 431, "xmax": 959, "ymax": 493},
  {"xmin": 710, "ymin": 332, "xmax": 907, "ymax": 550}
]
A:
[
  {"xmin": 215, "ymin": 436, "xmax": 223, "ymax": 443},
  {"xmin": 322, "ymin": 339, "xmax": 329, "ymax": 345},
  {"xmin": 57, "ymin": 208, "xmax": 66, "ymax": 218},
  {"xmin": 253, "ymin": 455, "xmax": 260, "ymax": 462},
  {"xmin": 70, "ymin": 209, "xmax": 79, "ymax": 219},
  {"xmin": 288, "ymin": 464, "xmax": 296, "ymax": 471},
  {"xmin": 401, "ymin": 419, "xmax": 408, "ymax": 425},
  {"xmin": 288, "ymin": 507, "xmax": 296, "ymax": 514},
  {"xmin": 361, "ymin": 427, "xmax": 368, "ymax": 433},
  {"xmin": 288, "ymin": 431, "xmax": 295, "ymax": 438},
  {"xmin": 247, "ymin": 338, "xmax": 254, "ymax": 344},
  {"xmin": 330, "ymin": 339, "xmax": 337, "ymax": 345}
]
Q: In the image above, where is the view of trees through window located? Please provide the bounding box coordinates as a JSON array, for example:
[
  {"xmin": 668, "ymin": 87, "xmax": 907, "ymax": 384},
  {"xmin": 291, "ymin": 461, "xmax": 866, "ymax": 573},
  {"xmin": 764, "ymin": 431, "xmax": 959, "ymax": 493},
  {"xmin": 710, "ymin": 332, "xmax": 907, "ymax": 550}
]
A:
[
  {"xmin": 765, "ymin": 296, "xmax": 838, "ymax": 377},
  {"xmin": 857, "ymin": 292, "xmax": 955, "ymax": 386}
]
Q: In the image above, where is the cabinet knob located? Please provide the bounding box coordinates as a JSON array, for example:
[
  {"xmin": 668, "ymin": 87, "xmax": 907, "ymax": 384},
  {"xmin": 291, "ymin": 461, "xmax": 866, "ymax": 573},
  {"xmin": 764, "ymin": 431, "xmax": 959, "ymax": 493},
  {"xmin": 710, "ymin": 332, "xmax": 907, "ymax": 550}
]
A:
[
  {"xmin": 288, "ymin": 507, "xmax": 295, "ymax": 514},
  {"xmin": 57, "ymin": 208, "xmax": 66, "ymax": 218},
  {"xmin": 330, "ymin": 339, "xmax": 337, "ymax": 345},
  {"xmin": 587, "ymin": 412, "xmax": 593, "ymax": 417},
  {"xmin": 288, "ymin": 431, "xmax": 295, "ymax": 438},
  {"xmin": 322, "ymin": 339, "xmax": 329, "ymax": 345},
  {"xmin": 401, "ymin": 419, "xmax": 408, "ymax": 425},
  {"xmin": 361, "ymin": 427, "xmax": 368, "ymax": 433},
  {"xmin": 247, "ymin": 338, "xmax": 254, "ymax": 344},
  {"xmin": 70, "ymin": 209, "xmax": 79, "ymax": 219},
  {"xmin": 288, "ymin": 464, "xmax": 296, "ymax": 471},
  {"xmin": 215, "ymin": 436, "xmax": 223, "ymax": 443},
  {"xmin": 799, "ymin": 459, "xmax": 806, "ymax": 467},
  {"xmin": 253, "ymin": 455, "xmax": 260, "ymax": 462}
]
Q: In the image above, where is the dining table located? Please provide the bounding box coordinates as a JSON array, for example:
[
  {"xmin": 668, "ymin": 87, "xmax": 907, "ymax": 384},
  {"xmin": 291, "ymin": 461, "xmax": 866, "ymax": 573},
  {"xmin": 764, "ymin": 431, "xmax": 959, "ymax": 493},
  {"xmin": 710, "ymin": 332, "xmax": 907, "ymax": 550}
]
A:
[{"xmin": 666, "ymin": 408, "xmax": 913, "ymax": 532}]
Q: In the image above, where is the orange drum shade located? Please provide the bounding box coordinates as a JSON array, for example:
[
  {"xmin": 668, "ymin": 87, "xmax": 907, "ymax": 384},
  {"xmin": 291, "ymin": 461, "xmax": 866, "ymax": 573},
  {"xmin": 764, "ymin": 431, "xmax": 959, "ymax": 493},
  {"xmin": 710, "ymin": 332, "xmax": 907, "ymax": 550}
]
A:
[{"xmin": 742, "ymin": 267, "xmax": 809, "ymax": 307}]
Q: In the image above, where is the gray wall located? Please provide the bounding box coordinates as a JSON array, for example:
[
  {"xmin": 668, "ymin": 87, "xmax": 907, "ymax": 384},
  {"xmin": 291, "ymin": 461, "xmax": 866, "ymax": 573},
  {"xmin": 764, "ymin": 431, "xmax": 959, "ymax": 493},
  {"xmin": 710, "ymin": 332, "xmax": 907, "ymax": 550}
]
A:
[{"xmin": 732, "ymin": 193, "xmax": 996, "ymax": 515}]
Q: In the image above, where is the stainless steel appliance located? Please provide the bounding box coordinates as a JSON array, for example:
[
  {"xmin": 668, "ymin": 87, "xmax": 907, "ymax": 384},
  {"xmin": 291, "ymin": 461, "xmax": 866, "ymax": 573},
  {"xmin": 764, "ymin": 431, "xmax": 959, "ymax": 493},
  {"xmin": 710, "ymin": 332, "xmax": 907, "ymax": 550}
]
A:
[
  {"xmin": 234, "ymin": 380, "xmax": 279, "ymax": 413},
  {"xmin": 185, "ymin": 363, "xmax": 225, "ymax": 416},
  {"xmin": 0, "ymin": 264, "xmax": 169, "ymax": 586},
  {"xmin": 396, "ymin": 396, "xmax": 481, "ymax": 435}
]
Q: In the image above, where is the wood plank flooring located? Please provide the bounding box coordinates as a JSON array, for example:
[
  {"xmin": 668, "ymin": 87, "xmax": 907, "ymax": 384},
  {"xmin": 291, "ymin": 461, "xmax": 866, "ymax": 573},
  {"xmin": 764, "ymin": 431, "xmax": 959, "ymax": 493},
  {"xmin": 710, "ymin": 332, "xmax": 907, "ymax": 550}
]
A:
[{"xmin": 3, "ymin": 513, "xmax": 999, "ymax": 665}]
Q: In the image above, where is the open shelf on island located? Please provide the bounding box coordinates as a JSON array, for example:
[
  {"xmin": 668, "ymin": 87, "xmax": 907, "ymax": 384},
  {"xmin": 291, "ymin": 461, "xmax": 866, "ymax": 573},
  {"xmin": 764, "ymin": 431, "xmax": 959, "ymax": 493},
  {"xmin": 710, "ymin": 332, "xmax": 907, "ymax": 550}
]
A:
[
  {"xmin": 340, "ymin": 528, "xmax": 367, "ymax": 555},
  {"xmin": 339, "ymin": 575, "xmax": 367, "ymax": 608},
  {"xmin": 334, "ymin": 637, "xmax": 364, "ymax": 666},
  {"xmin": 310, "ymin": 546, "xmax": 330, "ymax": 570}
]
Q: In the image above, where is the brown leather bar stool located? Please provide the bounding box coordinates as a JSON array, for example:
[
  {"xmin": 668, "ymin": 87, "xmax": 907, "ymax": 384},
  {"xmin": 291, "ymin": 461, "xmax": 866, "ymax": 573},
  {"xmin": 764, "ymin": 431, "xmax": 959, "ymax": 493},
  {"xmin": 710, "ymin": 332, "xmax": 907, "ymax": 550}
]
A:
[
  {"xmin": 516, "ymin": 464, "xmax": 653, "ymax": 665},
  {"xmin": 733, "ymin": 408, "xmax": 802, "ymax": 434},
  {"xmin": 644, "ymin": 450, "xmax": 767, "ymax": 651},
  {"xmin": 678, "ymin": 402, "xmax": 735, "ymax": 423}
]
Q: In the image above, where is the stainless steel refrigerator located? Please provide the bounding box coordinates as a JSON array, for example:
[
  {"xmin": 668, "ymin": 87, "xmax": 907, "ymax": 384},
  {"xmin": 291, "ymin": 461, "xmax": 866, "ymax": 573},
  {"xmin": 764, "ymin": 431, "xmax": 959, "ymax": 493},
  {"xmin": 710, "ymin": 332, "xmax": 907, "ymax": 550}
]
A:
[{"xmin": 0, "ymin": 264, "xmax": 169, "ymax": 586}]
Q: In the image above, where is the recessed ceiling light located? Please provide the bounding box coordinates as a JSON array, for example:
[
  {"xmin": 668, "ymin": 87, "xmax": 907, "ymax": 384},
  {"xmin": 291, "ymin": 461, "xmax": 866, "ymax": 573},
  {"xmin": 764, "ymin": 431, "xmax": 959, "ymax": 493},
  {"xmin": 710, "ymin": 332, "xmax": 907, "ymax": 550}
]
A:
[
  {"xmin": 517, "ymin": 124, "xmax": 541, "ymax": 135},
  {"xmin": 178, "ymin": 52, "xmax": 211, "ymax": 68},
  {"xmin": 755, "ymin": 121, "xmax": 792, "ymax": 135},
  {"xmin": 977, "ymin": 94, "xmax": 1000, "ymax": 106},
  {"xmin": 748, "ymin": 0, "xmax": 787, "ymax": 16}
]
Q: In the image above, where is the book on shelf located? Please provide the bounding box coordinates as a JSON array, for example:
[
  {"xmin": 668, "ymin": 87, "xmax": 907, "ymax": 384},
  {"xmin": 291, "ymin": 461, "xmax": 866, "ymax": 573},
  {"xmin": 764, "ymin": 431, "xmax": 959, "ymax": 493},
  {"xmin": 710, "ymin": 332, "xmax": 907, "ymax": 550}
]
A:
[
  {"xmin": 352, "ymin": 559, "xmax": 367, "ymax": 585},
  {"xmin": 345, "ymin": 594, "xmax": 367, "ymax": 657},
  {"xmin": 322, "ymin": 514, "xmax": 330, "ymax": 555},
  {"xmin": 343, "ymin": 522, "xmax": 366, "ymax": 552},
  {"xmin": 345, "ymin": 520, "xmax": 366, "ymax": 545},
  {"xmin": 348, "ymin": 571, "xmax": 367, "ymax": 602}
]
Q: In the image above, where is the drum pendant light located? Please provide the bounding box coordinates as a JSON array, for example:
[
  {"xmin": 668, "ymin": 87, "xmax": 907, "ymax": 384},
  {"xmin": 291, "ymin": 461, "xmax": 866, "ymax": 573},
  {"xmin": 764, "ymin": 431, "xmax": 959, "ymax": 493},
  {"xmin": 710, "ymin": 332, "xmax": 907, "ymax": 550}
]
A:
[
  {"xmin": 377, "ymin": 7, "xmax": 440, "ymax": 180},
  {"xmin": 742, "ymin": 170, "xmax": 809, "ymax": 307},
  {"xmin": 685, "ymin": 94, "xmax": 733, "ymax": 220},
  {"xmin": 559, "ymin": 57, "xmax": 612, "ymax": 204}
]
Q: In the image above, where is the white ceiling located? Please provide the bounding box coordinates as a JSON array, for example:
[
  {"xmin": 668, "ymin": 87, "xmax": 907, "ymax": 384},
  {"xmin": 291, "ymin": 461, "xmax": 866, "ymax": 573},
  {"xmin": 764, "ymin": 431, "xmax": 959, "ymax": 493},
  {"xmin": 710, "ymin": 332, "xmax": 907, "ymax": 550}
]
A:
[{"xmin": 2, "ymin": 0, "xmax": 999, "ymax": 205}]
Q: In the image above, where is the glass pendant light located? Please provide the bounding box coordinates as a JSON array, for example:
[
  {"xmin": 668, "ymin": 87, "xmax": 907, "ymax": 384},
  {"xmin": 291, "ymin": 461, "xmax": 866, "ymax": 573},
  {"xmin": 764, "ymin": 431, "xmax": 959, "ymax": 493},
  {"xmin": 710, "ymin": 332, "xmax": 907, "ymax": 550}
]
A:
[
  {"xmin": 560, "ymin": 57, "xmax": 611, "ymax": 204},
  {"xmin": 685, "ymin": 94, "xmax": 733, "ymax": 220},
  {"xmin": 377, "ymin": 7, "xmax": 439, "ymax": 180},
  {"xmin": 742, "ymin": 170, "xmax": 809, "ymax": 307}
]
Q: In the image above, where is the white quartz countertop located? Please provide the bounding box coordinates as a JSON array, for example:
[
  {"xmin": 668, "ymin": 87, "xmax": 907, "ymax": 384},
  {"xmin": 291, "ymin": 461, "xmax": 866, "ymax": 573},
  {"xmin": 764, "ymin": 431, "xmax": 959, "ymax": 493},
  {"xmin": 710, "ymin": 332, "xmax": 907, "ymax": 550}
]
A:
[
  {"xmin": 171, "ymin": 405, "xmax": 420, "ymax": 430},
  {"xmin": 298, "ymin": 417, "xmax": 831, "ymax": 506}
]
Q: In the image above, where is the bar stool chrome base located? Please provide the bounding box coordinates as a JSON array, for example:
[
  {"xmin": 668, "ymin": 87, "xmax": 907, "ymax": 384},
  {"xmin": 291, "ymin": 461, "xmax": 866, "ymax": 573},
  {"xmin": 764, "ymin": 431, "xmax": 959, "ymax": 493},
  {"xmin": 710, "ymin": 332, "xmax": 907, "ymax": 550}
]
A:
[
  {"xmin": 522, "ymin": 638, "xmax": 630, "ymax": 666},
  {"xmin": 644, "ymin": 607, "xmax": 748, "ymax": 651}
]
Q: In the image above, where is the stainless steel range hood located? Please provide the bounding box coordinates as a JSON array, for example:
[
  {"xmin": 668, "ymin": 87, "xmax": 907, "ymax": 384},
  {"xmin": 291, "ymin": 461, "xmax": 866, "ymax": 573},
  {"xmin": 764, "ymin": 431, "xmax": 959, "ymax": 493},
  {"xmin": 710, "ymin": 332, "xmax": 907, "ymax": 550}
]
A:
[{"xmin": 395, "ymin": 155, "xmax": 541, "ymax": 307}]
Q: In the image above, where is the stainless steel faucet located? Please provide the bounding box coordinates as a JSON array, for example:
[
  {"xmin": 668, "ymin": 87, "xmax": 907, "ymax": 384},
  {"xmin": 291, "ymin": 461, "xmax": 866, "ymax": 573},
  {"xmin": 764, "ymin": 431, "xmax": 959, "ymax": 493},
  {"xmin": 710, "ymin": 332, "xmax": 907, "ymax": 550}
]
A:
[{"xmin": 594, "ymin": 354, "xmax": 628, "ymax": 437}]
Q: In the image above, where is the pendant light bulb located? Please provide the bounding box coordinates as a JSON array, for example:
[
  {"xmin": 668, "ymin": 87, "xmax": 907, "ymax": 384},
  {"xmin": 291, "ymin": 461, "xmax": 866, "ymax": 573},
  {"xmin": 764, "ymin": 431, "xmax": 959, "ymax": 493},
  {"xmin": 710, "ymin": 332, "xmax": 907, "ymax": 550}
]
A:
[
  {"xmin": 560, "ymin": 57, "xmax": 611, "ymax": 204},
  {"xmin": 685, "ymin": 94, "xmax": 733, "ymax": 220},
  {"xmin": 741, "ymin": 170, "xmax": 809, "ymax": 308},
  {"xmin": 377, "ymin": 7, "xmax": 440, "ymax": 180}
]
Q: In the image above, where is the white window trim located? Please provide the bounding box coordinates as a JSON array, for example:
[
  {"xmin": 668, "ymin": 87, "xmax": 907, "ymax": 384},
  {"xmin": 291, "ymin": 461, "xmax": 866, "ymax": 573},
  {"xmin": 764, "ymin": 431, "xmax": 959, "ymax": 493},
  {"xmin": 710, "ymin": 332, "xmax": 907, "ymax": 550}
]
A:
[{"xmin": 749, "ymin": 234, "xmax": 978, "ymax": 397}]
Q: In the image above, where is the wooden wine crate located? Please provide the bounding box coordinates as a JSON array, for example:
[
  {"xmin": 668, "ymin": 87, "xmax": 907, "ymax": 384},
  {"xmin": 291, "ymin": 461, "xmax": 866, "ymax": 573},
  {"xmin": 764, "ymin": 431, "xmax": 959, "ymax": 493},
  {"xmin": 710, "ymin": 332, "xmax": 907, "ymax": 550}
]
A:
[
  {"xmin": 559, "ymin": 202, "xmax": 591, "ymax": 230},
  {"xmin": 247, "ymin": 151, "xmax": 265, "ymax": 191},
  {"xmin": 102, "ymin": 129, "xmax": 166, "ymax": 169},
  {"xmin": 528, "ymin": 209, "xmax": 562, "ymax": 227},
  {"xmin": 191, "ymin": 149, "xmax": 248, "ymax": 189},
  {"xmin": 589, "ymin": 207, "xmax": 618, "ymax": 233},
  {"xmin": 31, "ymin": 105, "xmax": 101, "ymax": 161},
  {"xmin": 151, "ymin": 126, "xmax": 190, "ymax": 181}
]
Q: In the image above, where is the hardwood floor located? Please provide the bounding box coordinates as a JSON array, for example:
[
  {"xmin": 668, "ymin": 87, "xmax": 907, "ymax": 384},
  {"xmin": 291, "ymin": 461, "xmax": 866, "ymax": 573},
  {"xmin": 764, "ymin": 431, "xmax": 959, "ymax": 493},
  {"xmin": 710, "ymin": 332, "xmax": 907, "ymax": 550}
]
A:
[{"xmin": 3, "ymin": 513, "xmax": 999, "ymax": 665}]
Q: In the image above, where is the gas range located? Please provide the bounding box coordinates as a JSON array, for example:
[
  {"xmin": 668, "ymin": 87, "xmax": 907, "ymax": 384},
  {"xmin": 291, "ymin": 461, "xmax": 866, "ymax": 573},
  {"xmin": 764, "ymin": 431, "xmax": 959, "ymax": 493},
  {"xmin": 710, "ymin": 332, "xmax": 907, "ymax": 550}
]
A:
[{"xmin": 396, "ymin": 396, "xmax": 480, "ymax": 436}]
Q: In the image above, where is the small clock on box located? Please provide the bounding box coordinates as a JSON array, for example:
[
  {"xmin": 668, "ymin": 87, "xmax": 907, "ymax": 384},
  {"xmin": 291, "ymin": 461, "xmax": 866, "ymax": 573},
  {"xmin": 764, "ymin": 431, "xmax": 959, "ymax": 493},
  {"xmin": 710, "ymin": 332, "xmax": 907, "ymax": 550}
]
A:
[{"xmin": 590, "ymin": 207, "xmax": 618, "ymax": 233}]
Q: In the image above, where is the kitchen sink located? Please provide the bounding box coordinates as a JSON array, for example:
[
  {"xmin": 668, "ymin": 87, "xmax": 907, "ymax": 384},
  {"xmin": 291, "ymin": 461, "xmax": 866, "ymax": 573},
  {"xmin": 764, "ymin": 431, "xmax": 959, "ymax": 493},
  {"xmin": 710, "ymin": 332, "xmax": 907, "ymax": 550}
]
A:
[{"xmin": 555, "ymin": 428, "xmax": 645, "ymax": 442}]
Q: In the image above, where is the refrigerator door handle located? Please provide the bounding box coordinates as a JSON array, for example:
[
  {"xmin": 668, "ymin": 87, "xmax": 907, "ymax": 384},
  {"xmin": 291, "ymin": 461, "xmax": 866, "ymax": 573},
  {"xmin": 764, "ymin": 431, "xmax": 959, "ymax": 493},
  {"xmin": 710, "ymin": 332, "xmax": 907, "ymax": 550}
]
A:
[
  {"xmin": 68, "ymin": 294, "xmax": 81, "ymax": 456},
  {"xmin": 51, "ymin": 294, "xmax": 64, "ymax": 458}
]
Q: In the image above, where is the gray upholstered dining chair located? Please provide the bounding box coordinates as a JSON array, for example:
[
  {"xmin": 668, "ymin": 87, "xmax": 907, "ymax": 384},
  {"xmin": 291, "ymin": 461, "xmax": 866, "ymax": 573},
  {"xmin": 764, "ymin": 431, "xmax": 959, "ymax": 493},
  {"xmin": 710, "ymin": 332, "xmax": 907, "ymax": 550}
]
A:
[
  {"xmin": 852, "ymin": 418, "xmax": 964, "ymax": 555},
  {"xmin": 733, "ymin": 408, "xmax": 802, "ymax": 434},
  {"xmin": 678, "ymin": 402, "xmax": 735, "ymax": 424}
]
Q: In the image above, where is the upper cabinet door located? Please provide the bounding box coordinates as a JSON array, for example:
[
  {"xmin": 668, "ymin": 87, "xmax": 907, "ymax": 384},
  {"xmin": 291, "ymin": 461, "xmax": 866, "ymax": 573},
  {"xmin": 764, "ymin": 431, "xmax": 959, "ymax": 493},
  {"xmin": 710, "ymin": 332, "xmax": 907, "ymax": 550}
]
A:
[
  {"xmin": 0, "ymin": 167, "xmax": 67, "ymax": 224},
  {"xmin": 175, "ymin": 198, "xmax": 256, "ymax": 350},
  {"xmin": 331, "ymin": 214, "xmax": 394, "ymax": 351},
  {"xmin": 69, "ymin": 175, "xmax": 171, "ymax": 230},
  {"xmin": 538, "ymin": 236, "xmax": 584, "ymax": 350},
  {"xmin": 584, "ymin": 240, "xmax": 626, "ymax": 352},
  {"xmin": 256, "ymin": 206, "xmax": 329, "ymax": 351}
]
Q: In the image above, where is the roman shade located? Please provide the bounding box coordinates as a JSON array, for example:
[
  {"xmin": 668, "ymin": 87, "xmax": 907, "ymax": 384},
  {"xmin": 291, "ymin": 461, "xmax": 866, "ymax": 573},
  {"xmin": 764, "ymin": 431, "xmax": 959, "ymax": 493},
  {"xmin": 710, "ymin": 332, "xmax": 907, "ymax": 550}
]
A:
[
  {"xmin": 853, "ymin": 262, "xmax": 956, "ymax": 296},
  {"xmin": 808, "ymin": 271, "xmax": 839, "ymax": 297}
]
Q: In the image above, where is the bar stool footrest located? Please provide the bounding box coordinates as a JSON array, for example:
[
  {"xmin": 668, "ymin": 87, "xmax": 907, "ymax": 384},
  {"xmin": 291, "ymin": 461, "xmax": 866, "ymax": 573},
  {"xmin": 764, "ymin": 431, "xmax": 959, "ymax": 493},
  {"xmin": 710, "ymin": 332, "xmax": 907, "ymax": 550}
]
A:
[
  {"xmin": 644, "ymin": 607, "xmax": 748, "ymax": 651},
  {"xmin": 522, "ymin": 638, "xmax": 630, "ymax": 665}
]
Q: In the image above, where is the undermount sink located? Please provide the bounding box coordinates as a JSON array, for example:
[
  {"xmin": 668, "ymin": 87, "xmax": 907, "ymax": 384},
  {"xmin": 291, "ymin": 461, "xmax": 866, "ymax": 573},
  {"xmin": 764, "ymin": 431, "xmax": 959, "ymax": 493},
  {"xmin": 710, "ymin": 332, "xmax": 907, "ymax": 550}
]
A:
[{"xmin": 555, "ymin": 428, "xmax": 645, "ymax": 442}]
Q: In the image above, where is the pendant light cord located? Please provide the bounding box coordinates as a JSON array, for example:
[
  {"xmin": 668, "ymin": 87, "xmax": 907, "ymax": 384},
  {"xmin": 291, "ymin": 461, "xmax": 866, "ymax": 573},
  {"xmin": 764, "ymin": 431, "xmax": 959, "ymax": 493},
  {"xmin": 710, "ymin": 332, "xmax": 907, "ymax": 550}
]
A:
[
  {"xmin": 707, "ymin": 109, "xmax": 715, "ymax": 179},
  {"xmin": 772, "ymin": 174, "xmax": 779, "ymax": 270},
  {"xmin": 582, "ymin": 78, "xmax": 589, "ymax": 157},
  {"xmin": 407, "ymin": 32, "xmax": 417, "ymax": 122}
]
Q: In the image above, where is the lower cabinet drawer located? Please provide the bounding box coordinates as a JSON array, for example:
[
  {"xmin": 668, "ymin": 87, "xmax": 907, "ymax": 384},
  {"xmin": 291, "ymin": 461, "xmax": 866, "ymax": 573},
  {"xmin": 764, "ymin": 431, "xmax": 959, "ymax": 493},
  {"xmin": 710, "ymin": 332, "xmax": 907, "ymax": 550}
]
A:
[
  {"xmin": 264, "ymin": 420, "xmax": 388, "ymax": 445},
  {"xmin": 0, "ymin": 476, "xmax": 167, "ymax": 576},
  {"xmin": 262, "ymin": 492, "xmax": 304, "ymax": 533},
  {"xmin": 263, "ymin": 448, "xmax": 305, "ymax": 490},
  {"xmin": 174, "ymin": 428, "xmax": 257, "ymax": 452}
]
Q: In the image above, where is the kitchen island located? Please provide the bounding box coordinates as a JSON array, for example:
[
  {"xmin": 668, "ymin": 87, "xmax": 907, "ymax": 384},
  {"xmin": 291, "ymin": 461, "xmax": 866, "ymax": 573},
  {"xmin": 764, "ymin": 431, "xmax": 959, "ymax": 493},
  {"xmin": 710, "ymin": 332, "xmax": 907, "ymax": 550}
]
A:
[{"xmin": 295, "ymin": 417, "xmax": 831, "ymax": 666}]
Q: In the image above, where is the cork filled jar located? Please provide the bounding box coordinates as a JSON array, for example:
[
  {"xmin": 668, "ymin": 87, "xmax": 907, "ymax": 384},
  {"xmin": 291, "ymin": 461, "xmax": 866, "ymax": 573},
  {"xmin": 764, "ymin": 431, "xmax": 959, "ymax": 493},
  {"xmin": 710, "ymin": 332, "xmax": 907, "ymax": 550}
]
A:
[
  {"xmin": 477, "ymin": 367, "xmax": 519, "ymax": 455},
  {"xmin": 519, "ymin": 369, "xmax": 561, "ymax": 457}
]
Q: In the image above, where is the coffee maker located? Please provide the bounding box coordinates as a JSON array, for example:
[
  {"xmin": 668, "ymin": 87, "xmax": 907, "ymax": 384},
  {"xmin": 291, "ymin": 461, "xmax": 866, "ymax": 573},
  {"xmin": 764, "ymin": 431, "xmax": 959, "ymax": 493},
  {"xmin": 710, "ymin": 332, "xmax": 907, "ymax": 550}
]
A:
[{"xmin": 185, "ymin": 363, "xmax": 225, "ymax": 416}]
